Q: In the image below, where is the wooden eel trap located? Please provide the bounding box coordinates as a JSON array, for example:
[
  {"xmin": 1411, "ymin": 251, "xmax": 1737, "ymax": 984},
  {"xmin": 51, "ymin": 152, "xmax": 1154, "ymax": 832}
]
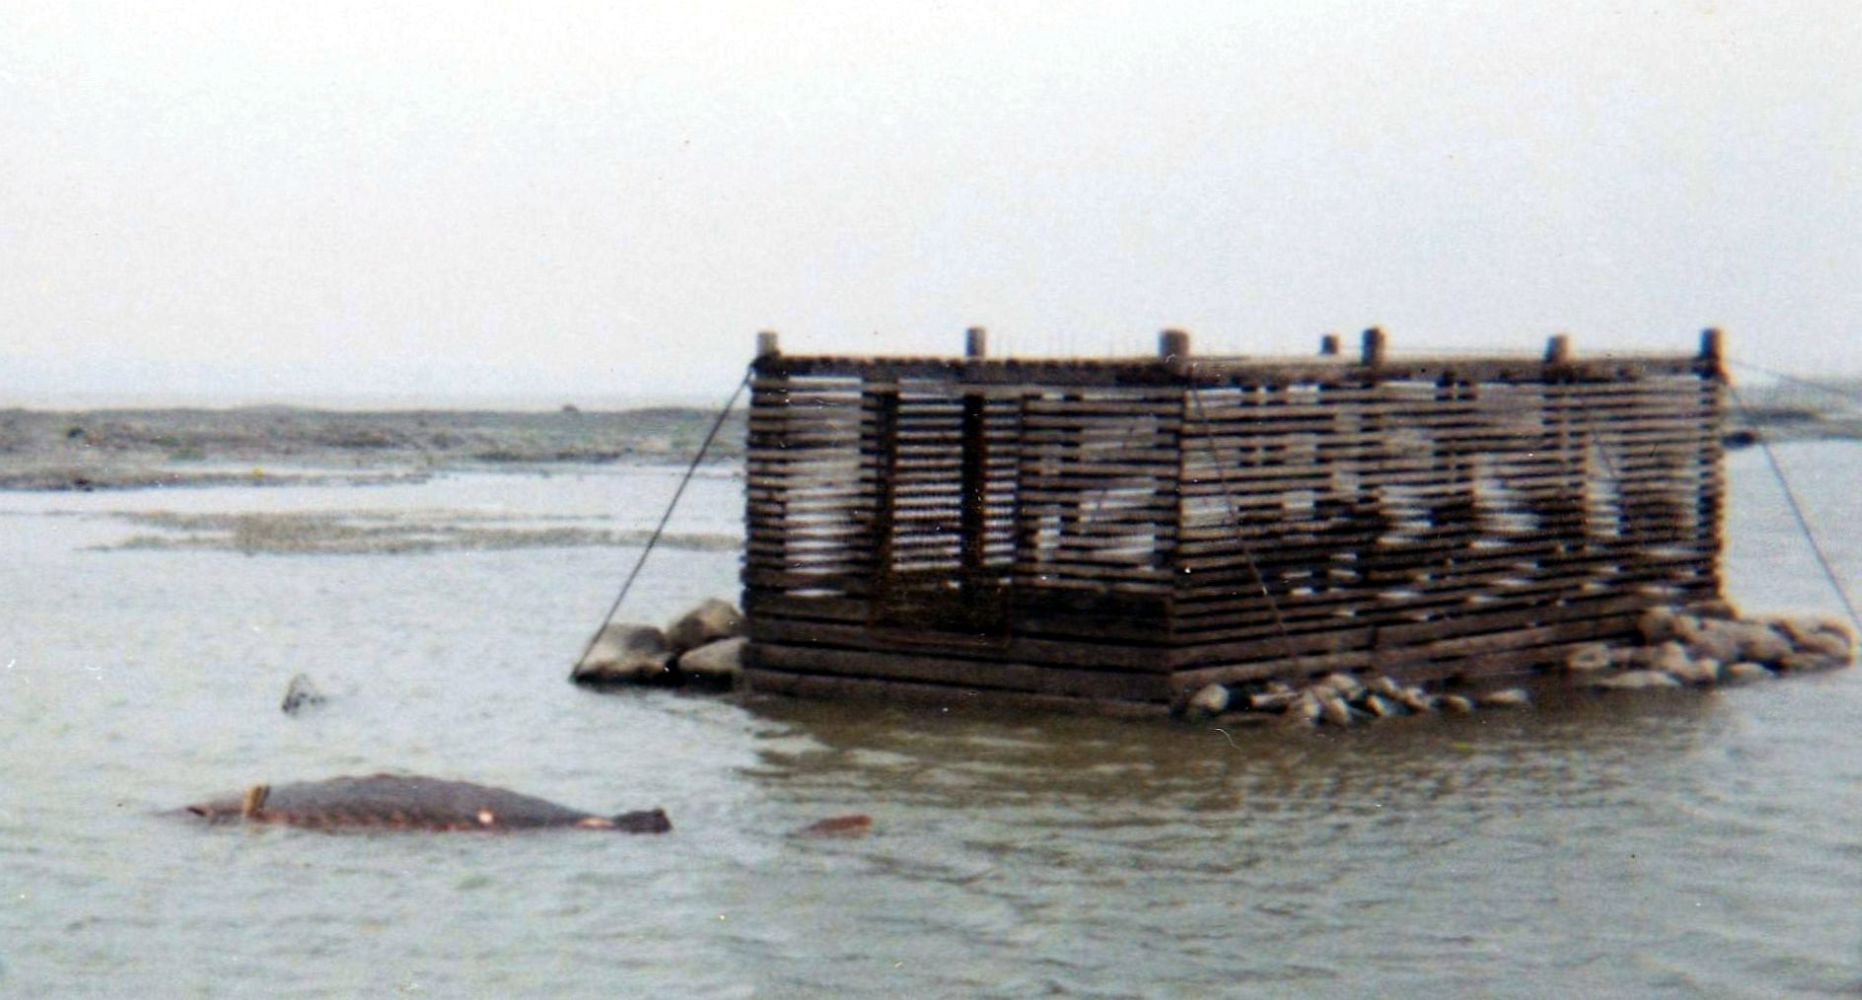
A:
[{"xmin": 740, "ymin": 328, "xmax": 1728, "ymax": 716}]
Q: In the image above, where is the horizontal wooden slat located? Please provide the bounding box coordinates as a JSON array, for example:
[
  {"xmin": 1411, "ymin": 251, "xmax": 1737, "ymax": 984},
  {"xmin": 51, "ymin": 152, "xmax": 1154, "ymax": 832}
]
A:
[{"xmin": 744, "ymin": 667, "xmax": 1172, "ymax": 716}]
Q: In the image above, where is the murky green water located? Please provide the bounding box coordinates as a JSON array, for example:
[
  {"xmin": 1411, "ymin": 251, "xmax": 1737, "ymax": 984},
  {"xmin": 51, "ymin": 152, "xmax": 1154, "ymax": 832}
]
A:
[{"xmin": 2, "ymin": 447, "xmax": 1858, "ymax": 997}]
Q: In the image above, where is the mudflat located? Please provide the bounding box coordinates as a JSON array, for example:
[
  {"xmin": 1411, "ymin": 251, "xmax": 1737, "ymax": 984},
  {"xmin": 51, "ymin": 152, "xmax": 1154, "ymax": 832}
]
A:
[{"xmin": 0, "ymin": 406, "xmax": 743, "ymax": 491}]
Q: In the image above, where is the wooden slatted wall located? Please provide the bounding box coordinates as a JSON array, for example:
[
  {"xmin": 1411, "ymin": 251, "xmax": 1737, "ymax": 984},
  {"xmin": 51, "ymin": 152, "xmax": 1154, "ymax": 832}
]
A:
[
  {"xmin": 745, "ymin": 369, "xmax": 1187, "ymax": 708},
  {"xmin": 1168, "ymin": 366, "xmax": 1723, "ymax": 692}
]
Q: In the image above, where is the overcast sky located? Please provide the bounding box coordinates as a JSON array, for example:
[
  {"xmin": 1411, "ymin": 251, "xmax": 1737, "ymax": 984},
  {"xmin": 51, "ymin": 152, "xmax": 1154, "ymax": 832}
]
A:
[{"xmin": 3, "ymin": 1, "xmax": 1857, "ymax": 406}]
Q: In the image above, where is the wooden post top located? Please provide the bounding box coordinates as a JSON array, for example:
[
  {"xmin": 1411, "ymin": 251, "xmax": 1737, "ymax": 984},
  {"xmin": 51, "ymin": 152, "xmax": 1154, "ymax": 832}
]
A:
[
  {"xmin": 750, "ymin": 326, "xmax": 1715, "ymax": 387},
  {"xmin": 1361, "ymin": 327, "xmax": 1386, "ymax": 367},
  {"xmin": 1158, "ymin": 329, "xmax": 1191, "ymax": 360},
  {"xmin": 1545, "ymin": 334, "xmax": 1572, "ymax": 364}
]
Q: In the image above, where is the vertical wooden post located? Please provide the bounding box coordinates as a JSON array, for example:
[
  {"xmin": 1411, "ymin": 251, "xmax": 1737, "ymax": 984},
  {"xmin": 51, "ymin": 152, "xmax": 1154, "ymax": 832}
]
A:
[
  {"xmin": 1160, "ymin": 329, "xmax": 1192, "ymax": 380},
  {"xmin": 1357, "ymin": 327, "xmax": 1389, "ymax": 600},
  {"xmin": 1538, "ymin": 334, "xmax": 1583, "ymax": 560},
  {"xmin": 1361, "ymin": 327, "xmax": 1386, "ymax": 367},
  {"xmin": 1320, "ymin": 333, "xmax": 1340, "ymax": 357},
  {"xmin": 1545, "ymin": 334, "xmax": 1571, "ymax": 364},
  {"xmin": 960, "ymin": 327, "xmax": 989, "ymax": 585},
  {"xmin": 748, "ymin": 337, "xmax": 791, "ymax": 599},
  {"xmin": 1159, "ymin": 329, "xmax": 1191, "ymax": 360},
  {"xmin": 1697, "ymin": 328, "xmax": 1727, "ymax": 591},
  {"xmin": 868, "ymin": 384, "xmax": 901, "ymax": 619},
  {"xmin": 961, "ymin": 395, "xmax": 989, "ymax": 580},
  {"xmin": 1697, "ymin": 327, "xmax": 1726, "ymax": 380}
]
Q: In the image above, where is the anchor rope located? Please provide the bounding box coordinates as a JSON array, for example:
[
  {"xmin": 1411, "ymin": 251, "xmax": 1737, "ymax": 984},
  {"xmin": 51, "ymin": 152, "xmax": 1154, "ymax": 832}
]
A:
[
  {"xmin": 1727, "ymin": 358, "xmax": 1862, "ymax": 406},
  {"xmin": 575, "ymin": 366, "xmax": 752, "ymax": 666},
  {"xmin": 1185, "ymin": 372, "xmax": 1304, "ymax": 674},
  {"xmin": 1725, "ymin": 380, "xmax": 1862, "ymax": 635}
]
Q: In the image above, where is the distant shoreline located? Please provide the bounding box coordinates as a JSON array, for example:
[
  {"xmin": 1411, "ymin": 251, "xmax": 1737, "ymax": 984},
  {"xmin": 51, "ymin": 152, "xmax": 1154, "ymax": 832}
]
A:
[
  {"xmin": 1, "ymin": 401, "xmax": 1852, "ymax": 492},
  {"xmin": 0, "ymin": 406, "xmax": 748, "ymax": 492}
]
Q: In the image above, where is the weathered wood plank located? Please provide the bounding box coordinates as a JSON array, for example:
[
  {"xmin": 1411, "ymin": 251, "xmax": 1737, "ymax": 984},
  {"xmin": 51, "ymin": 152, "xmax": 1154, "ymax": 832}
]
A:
[
  {"xmin": 744, "ymin": 667, "xmax": 1173, "ymax": 715},
  {"xmin": 747, "ymin": 642, "xmax": 1170, "ymax": 699}
]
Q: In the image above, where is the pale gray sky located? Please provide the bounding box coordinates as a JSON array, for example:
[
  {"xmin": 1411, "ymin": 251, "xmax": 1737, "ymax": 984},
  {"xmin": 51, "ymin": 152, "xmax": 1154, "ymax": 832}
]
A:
[{"xmin": 3, "ymin": 1, "xmax": 1857, "ymax": 406}]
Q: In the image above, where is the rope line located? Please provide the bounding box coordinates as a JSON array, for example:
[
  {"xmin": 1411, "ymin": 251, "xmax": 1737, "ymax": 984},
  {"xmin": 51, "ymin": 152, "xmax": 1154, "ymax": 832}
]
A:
[
  {"xmin": 1726, "ymin": 382, "xmax": 1862, "ymax": 635},
  {"xmin": 1185, "ymin": 374, "xmax": 1304, "ymax": 673},
  {"xmin": 1727, "ymin": 358, "xmax": 1862, "ymax": 407},
  {"xmin": 575, "ymin": 367, "xmax": 752, "ymax": 666}
]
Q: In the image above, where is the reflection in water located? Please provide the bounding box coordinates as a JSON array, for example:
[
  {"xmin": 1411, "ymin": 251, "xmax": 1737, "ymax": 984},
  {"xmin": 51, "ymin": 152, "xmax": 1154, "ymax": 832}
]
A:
[{"xmin": 745, "ymin": 684, "xmax": 1721, "ymax": 818}]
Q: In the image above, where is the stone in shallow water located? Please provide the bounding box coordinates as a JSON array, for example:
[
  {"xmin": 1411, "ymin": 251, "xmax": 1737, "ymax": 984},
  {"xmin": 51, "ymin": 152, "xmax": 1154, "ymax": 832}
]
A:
[
  {"xmin": 571, "ymin": 623, "xmax": 672, "ymax": 685},
  {"xmin": 1394, "ymin": 686, "xmax": 1437, "ymax": 713},
  {"xmin": 1721, "ymin": 661, "xmax": 1774, "ymax": 684},
  {"xmin": 1361, "ymin": 692, "xmax": 1400, "ymax": 718},
  {"xmin": 1637, "ymin": 606, "xmax": 1679, "ymax": 644},
  {"xmin": 1475, "ymin": 688, "xmax": 1530, "ymax": 709},
  {"xmin": 1183, "ymin": 683, "xmax": 1230, "ymax": 719},
  {"xmin": 1317, "ymin": 673, "xmax": 1364, "ymax": 701},
  {"xmin": 1249, "ymin": 689, "xmax": 1298, "ymax": 712},
  {"xmin": 665, "ymin": 598, "xmax": 744, "ymax": 655},
  {"xmin": 1565, "ymin": 643, "xmax": 1612, "ymax": 674},
  {"xmin": 1285, "ymin": 691, "xmax": 1323, "ymax": 727},
  {"xmin": 1592, "ymin": 670, "xmax": 1683, "ymax": 691},
  {"xmin": 1314, "ymin": 688, "xmax": 1355, "ymax": 727},
  {"xmin": 678, "ymin": 636, "xmax": 746, "ymax": 687},
  {"xmin": 1727, "ymin": 621, "xmax": 1793, "ymax": 665}
]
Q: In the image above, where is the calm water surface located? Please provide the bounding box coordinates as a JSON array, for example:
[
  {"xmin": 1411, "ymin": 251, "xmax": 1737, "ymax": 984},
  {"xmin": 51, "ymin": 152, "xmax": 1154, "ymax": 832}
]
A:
[{"xmin": 2, "ymin": 448, "xmax": 1859, "ymax": 998}]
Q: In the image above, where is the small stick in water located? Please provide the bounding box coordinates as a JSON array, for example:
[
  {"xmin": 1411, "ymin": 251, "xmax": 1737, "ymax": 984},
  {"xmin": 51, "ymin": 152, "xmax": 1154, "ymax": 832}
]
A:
[{"xmin": 795, "ymin": 814, "xmax": 873, "ymax": 837}]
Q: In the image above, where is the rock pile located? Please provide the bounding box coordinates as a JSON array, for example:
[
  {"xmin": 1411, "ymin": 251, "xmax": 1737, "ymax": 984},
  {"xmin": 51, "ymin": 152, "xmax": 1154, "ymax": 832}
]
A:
[
  {"xmin": 570, "ymin": 597, "xmax": 747, "ymax": 690},
  {"xmin": 1175, "ymin": 604, "xmax": 1854, "ymax": 729},
  {"xmin": 1178, "ymin": 671, "xmax": 1531, "ymax": 729},
  {"xmin": 1563, "ymin": 606, "xmax": 1853, "ymax": 692}
]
